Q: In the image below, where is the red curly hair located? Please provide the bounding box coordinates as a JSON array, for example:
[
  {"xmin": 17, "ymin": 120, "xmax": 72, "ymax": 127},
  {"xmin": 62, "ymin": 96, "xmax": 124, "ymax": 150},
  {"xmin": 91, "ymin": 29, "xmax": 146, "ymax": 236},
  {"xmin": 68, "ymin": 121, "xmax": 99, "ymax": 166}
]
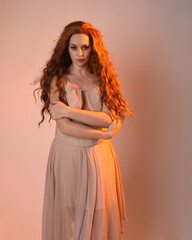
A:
[{"xmin": 33, "ymin": 21, "xmax": 135, "ymax": 126}]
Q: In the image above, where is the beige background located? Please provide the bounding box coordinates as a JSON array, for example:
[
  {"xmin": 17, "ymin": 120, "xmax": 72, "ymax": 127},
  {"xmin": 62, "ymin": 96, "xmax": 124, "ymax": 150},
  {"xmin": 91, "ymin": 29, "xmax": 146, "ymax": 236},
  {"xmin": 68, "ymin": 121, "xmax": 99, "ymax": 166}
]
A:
[{"xmin": 0, "ymin": 0, "xmax": 192, "ymax": 239}]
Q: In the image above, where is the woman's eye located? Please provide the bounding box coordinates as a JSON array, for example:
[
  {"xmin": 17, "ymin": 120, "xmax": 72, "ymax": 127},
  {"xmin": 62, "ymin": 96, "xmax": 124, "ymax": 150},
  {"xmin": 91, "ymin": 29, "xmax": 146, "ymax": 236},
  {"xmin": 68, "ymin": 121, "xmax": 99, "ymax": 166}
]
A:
[
  {"xmin": 82, "ymin": 46, "xmax": 89, "ymax": 50},
  {"xmin": 71, "ymin": 46, "xmax": 77, "ymax": 50}
]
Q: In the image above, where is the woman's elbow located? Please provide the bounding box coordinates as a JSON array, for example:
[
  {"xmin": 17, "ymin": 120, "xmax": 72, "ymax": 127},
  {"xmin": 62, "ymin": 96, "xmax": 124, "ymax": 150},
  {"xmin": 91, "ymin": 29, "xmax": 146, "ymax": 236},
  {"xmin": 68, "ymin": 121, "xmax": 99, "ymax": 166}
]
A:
[
  {"xmin": 100, "ymin": 112, "xmax": 112, "ymax": 127},
  {"xmin": 104, "ymin": 119, "xmax": 113, "ymax": 128},
  {"xmin": 57, "ymin": 123, "xmax": 65, "ymax": 134},
  {"xmin": 105, "ymin": 115, "xmax": 113, "ymax": 127},
  {"xmin": 56, "ymin": 118, "xmax": 69, "ymax": 134},
  {"xmin": 59, "ymin": 126, "xmax": 66, "ymax": 134}
]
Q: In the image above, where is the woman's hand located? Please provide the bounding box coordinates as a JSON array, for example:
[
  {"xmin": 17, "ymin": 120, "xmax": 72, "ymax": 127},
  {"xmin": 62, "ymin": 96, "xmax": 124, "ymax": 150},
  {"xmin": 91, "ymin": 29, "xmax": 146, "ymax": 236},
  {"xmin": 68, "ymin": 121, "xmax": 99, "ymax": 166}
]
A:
[
  {"xmin": 104, "ymin": 118, "xmax": 121, "ymax": 139},
  {"xmin": 49, "ymin": 101, "xmax": 69, "ymax": 120}
]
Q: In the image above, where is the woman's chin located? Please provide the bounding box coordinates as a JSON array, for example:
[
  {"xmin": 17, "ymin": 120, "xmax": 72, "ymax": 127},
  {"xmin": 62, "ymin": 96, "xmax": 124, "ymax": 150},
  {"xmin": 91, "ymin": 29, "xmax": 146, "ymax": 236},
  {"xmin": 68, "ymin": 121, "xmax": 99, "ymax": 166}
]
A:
[{"xmin": 74, "ymin": 60, "xmax": 88, "ymax": 67}]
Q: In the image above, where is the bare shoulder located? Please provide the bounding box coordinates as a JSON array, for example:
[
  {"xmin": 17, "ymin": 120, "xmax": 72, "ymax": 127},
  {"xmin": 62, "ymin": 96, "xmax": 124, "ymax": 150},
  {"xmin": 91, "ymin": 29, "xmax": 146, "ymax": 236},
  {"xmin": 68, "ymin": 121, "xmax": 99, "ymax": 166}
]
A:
[
  {"xmin": 51, "ymin": 75, "xmax": 67, "ymax": 88},
  {"xmin": 50, "ymin": 76, "xmax": 57, "ymax": 87},
  {"xmin": 86, "ymin": 74, "xmax": 100, "ymax": 90},
  {"xmin": 50, "ymin": 75, "xmax": 66, "ymax": 104},
  {"xmin": 89, "ymin": 73, "xmax": 100, "ymax": 87}
]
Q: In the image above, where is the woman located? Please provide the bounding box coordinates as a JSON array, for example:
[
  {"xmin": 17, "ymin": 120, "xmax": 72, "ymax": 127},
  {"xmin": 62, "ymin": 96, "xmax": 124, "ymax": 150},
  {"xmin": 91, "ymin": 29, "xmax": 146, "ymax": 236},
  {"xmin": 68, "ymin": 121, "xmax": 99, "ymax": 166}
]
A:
[{"xmin": 34, "ymin": 21, "xmax": 134, "ymax": 240}]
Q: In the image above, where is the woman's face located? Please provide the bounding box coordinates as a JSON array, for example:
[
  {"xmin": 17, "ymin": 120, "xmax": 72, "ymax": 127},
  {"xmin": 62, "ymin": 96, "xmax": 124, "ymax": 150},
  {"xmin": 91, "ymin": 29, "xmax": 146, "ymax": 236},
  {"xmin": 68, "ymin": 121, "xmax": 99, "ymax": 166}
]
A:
[{"xmin": 68, "ymin": 33, "xmax": 92, "ymax": 67}]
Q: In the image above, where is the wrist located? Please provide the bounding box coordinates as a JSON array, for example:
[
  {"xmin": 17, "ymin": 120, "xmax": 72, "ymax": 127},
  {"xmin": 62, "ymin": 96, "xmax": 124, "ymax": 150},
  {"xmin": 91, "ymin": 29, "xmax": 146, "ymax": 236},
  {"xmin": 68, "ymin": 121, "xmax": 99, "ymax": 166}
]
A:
[
  {"xmin": 65, "ymin": 105, "xmax": 71, "ymax": 118},
  {"xmin": 100, "ymin": 131, "xmax": 111, "ymax": 139}
]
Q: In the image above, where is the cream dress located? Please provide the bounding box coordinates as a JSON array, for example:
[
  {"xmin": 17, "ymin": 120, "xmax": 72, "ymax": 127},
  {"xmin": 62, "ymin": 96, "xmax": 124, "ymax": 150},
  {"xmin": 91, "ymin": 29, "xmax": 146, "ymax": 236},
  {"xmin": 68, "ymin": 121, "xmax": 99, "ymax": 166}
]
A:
[{"xmin": 42, "ymin": 76, "xmax": 127, "ymax": 240}]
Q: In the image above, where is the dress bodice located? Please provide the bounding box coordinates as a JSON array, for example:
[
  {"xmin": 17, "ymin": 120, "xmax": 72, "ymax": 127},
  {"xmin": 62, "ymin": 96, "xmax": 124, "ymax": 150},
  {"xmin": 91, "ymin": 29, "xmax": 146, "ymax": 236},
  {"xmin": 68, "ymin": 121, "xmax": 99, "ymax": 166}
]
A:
[
  {"xmin": 55, "ymin": 76, "xmax": 105, "ymax": 147},
  {"xmin": 65, "ymin": 76, "xmax": 102, "ymax": 111}
]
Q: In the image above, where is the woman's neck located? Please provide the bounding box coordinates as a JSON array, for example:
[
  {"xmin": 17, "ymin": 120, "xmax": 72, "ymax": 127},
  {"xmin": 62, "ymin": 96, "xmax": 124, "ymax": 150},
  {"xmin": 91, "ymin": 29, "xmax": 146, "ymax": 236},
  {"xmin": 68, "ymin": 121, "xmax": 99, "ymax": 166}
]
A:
[{"xmin": 68, "ymin": 63, "xmax": 89, "ymax": 78}]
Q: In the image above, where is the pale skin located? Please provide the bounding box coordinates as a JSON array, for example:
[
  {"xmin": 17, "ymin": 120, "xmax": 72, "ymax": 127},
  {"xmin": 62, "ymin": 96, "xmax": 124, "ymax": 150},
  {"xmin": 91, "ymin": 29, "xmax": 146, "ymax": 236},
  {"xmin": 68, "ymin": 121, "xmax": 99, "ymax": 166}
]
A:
[{"xmin": 49, "ymin": 33, "xmax": 121, "ymax": 140}]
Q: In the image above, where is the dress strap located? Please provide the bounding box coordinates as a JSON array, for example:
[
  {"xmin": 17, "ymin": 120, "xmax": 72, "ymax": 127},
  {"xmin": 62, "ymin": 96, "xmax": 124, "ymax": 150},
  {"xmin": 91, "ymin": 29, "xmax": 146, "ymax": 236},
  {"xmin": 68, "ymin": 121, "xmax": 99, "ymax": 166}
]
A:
[{"xmin": 65, "ymin": 74, "xmax": 69, "ymax": 85}]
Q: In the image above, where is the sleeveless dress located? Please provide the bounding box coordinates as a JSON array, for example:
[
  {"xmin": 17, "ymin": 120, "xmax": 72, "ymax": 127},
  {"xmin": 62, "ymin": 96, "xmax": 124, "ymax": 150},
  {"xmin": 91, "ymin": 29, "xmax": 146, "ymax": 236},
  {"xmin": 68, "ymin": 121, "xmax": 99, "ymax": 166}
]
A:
[{"xmin": 42, "ymin": 77, "xmax": 127, "ymax": 240}]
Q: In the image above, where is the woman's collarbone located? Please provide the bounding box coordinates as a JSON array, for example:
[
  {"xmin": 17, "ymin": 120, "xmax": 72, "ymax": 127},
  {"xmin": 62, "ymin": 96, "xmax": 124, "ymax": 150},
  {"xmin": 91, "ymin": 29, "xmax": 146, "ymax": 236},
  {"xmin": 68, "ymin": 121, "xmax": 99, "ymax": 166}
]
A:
[{"xmin": 67, "ymin": 74, "xmax": 99, "ymax": 91}]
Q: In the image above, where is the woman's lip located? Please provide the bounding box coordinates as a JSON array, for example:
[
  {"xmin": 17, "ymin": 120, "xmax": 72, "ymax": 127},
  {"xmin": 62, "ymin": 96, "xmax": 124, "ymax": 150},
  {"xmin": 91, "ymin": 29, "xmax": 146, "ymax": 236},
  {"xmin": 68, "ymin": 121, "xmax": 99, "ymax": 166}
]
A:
[{"xmin": 77, "ymin": 59, "xmax": 84, "ymax": 61}]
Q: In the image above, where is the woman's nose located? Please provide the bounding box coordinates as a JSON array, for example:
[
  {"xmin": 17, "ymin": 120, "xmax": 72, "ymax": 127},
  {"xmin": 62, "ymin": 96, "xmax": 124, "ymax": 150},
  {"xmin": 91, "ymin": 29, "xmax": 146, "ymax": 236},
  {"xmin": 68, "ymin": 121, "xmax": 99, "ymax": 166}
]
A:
[{"xmin": 78, "ymin": 48, "xmax": 84, "ymax": 57}]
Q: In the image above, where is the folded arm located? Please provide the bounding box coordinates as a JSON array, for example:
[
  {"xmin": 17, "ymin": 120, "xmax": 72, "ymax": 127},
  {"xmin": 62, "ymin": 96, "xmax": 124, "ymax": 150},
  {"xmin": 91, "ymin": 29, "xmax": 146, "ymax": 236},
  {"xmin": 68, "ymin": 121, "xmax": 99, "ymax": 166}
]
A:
[
  {"xmin": 50, "ymin": 100, "xmax": 114, "ymax": 128},
  {"xmin": 56, "ymin": 118, "xmax": 120, "ymax": 140},
  {"xmin": 49, "ymin": 77, "xmax": 120, "ymax": 139}
]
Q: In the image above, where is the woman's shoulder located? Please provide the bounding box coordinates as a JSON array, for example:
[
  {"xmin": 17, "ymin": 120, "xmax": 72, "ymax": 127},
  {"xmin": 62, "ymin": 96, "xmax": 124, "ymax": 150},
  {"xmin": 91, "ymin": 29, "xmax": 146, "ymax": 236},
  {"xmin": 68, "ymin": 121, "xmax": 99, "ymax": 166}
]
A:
[{"xmin": 50, "ymin": 75, "xmax": 67, "ymax": 85}]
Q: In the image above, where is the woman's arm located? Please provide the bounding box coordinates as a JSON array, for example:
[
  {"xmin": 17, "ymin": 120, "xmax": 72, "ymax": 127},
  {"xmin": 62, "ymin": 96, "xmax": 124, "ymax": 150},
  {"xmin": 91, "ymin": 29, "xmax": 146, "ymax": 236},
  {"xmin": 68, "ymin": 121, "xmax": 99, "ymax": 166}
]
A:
[
  {"xmin": 50, "ymin": 100, "xmax": 113, "ymax": 128},
  {"xmin": 49, "ymin": 77, "xmax": 120, "ymax": 139},
  {"xmin": 49, "ymin": 75, "xmax": 115, "ymax": 127},
  {"xmin": 56, "ymin": 117, "xmax": 120, "ymax": 140}
]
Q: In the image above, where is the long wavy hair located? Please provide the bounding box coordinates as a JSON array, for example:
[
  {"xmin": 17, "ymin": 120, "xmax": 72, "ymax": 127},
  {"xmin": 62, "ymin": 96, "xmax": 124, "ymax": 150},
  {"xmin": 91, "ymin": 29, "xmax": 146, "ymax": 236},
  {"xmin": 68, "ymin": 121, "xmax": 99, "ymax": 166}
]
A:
[{"xmin": 33, "ymin": 21, "xmax": 135, "ymax": 126}]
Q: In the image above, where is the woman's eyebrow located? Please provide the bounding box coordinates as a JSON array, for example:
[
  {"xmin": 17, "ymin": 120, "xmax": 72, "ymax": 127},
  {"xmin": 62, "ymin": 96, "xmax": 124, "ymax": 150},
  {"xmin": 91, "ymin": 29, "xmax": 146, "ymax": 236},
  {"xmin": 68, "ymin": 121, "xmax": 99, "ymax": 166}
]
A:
[{"xmin": 69, "ymin": 43, "xmax": 89, "ymax": 46}]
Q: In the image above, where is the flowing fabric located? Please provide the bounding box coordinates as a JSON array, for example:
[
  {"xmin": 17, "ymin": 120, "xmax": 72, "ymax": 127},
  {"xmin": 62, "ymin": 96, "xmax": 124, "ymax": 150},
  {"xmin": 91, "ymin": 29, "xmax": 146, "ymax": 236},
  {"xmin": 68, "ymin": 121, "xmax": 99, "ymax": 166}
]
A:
[{"xmin": 42, "ymin": 77, "xmax": 128, "ymax": 240}]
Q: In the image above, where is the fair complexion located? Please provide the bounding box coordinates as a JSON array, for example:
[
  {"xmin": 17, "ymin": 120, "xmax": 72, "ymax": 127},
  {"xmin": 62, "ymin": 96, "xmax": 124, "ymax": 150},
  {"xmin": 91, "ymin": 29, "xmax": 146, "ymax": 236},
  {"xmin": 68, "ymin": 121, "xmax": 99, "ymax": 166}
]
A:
[
  {"xmin": 50, "ymin": 33, "xmax": 113, "ymax": 127},
  {"xmin": 49, "ymin": 100, "xmax": 113, "ymax": 128},
  {"xmin": 49, "ymin": 33, "xmax": 121, "ymax": 139},
  {"xmin": 68, "ymin": 33, "xmax": 92, "ymax": 75},
  {"xmin": 55, "ymin": 116, "xmax": 120, "ymax": 140},
  {"xmin": 49, "ymin": 76, "xmax": 120, "ymax": 140}
]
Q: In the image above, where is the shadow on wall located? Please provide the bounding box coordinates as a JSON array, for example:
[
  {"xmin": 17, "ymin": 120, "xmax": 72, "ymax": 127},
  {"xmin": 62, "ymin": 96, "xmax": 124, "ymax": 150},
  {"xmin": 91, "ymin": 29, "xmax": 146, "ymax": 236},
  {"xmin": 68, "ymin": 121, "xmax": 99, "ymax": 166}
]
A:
[{"xmin": 116, "ymin": 8, "xmax": 189, "ymax": 239}]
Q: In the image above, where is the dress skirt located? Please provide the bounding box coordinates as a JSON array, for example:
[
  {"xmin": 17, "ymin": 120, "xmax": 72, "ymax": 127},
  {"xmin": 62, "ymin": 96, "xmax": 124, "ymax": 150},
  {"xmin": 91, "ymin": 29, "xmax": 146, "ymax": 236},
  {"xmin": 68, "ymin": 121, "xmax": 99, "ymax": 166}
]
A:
[{"xmin": 42, "ymin": 126, "xmax": 127, "ymax": 240}]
